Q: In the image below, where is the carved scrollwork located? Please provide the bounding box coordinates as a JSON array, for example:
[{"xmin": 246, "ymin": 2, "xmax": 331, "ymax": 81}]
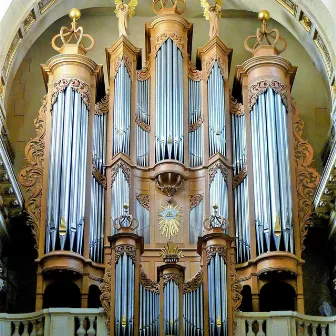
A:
[
  {"xmin": 155, "ymin": 32, "xmax": 184, "ymax": 55},
  {"xmin": 137, "ymin": 61, "xmax": 151, "ymax": 81},
  {"xmin": 249, "ymin": 79, "xmax": 288, "ymax": 110},
  {"xmin": 115, "ymin": 244, "xmax": 136, "ymax": 264},
  {"xmin": 92, "ymin": 163, "xmax": 107, "ymax": 189},
  {"xmin": 163, "ymin": 273, "xmax": 181, "ymax": 287},
  {"xmin": 140, "ymin": 267, "xmax": 160, "ymax": 293},
  {"xmin": 188, "ymin": 116, "xmax": 204, "ymax": 132},
  {"xmin": 233, "ymin": 165, "xmax": 247, "ymax": 189},
  {"xmin": 183, "ymin": 270, "xmax": 203, "ymax": 293},
  {"xmin": 112, "ymin": 55, "xmax": 133, "ymax": 80},
  {"xmin": 190, "ymin": 194, "xmax": 203, "ymax": 210},
  {"xmin": 51, "ymin": 79, "xmax": 90, "ymax": 109},
  {"xmin": 188, "ymin": 61, "xmax": 202, "ymax": 81},
  {"xmin": 292, "ymin": 100, "xmax": 320, "ymax": 251},
  {"xmin": 209, "ymin": 160, "xmax": 228, "ymax": 184},
  {"xmin": 99, "ymin": 257, "xmax": 112, "ymax": 332},
  {"xmin": 205, "ymin": 54, "xmax": 226, "ymax": 81},
  {"xmin": 111, "ymin": 160, "xmax": 131, "ymax": 187},
  {"xmin": 136, "ymin": 194, "xmax": 150, "ymax": 211},
  {"xmin": 135, "ymin": 115, "xmax": 151, "ymax": 132},
  {"xmin": 230, "ymin": 252, "xmax": 242, "ymax": 336},
  {"xmin": 230, "ymin": 95, "xmax": 244, "ymax": 116},
  {"xmin": 95, "ymin": 94, "xmax": 109, "ymax": 115},
  {"xmin": 18, "ymin": 96, "xmax": 47, "ymax": 249},
  {"xmin": 206, "ymin": 245, "xmax": 227, "ymax": 265}
]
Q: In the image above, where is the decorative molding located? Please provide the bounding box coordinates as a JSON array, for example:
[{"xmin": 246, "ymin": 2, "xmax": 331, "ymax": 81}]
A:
[
  {"xmin": 112, "ymin": 55, "xmax": 133, "ymax": 80},
  {"xmin": 205, "ymin": 54, "xmax": 226, "ymax": 81},
  {"xmin": 189, "ymin": 194, "xmax": 203, "ymax": 210},
  {"xmin": 206, "ymin": 245, "xmax": 227, "ymax": 265},
  {"xmin": 92, "ymin": 164, "xmax": 107, "ymax": 189},
  {"xmin": 136, "ymin": 194, "xmax": 150, "ymax": 211},
  {"xmin": 135, "ymin": 116, "xmax": 151, "ymax": 132},
  {"xmin": 38, "ymin": 0, "xmax": 58, "ymax": 14},
  {"xmin": 163, "ymin": 273, "xmax": 180, "ymax": 287},
  {"xmin": 188, "ymin": 61, "xmax": 202, "ymax": 81},
  {"xmin": 18, "ymin": 96, "xmax": 47, "ymax": 249},
  {"xmin": 115, "ymin": 244, "xmax": 136, "ymax": 264},
  {"xmin": 230, "ymin": 95, "xmax": 244, "ymax": 116},
  {"xmin": 275, "ymin": 0, "xmax": 297, "ymax": 16},
  {"xmin": 233, "ymin": 165, "xmax": 247, "ymax": 189},
  {"xmin": 99, "ymin": 257, "xmax": 112, "ymax": 332},
  {"xmin": 188, "ymin": 116, "xmax": 203, "ymax": 132},
  {"xmin": 154, "ymin": 32, "xmax": 184, "ymax": 55},
  {"xmin": 140, "ymin": 268, "xmax": 160, "ymax": 293},
  {"xmin": 51, "ymin": 79, "xmax": 90, "ymax": 109},
  {"xmin": 292, "ymin": 100, "xmax": 320, "ymax": 251},
  {"xmin": 137, "ymin": 61, "xmax": 151, "ymax": 81},
  {"xmin": 111, "ymin": 160, "xmax": 131, "ymax": 187},
  {"xmin": 209, "ymin": 160, "xmax": 228, "ymax": 184},
  {"xmin": 23, "ymin": 9, "xmax": 36, "ymax": 34},
  {"xmin": 183, "ymin": 270, "xmax": 203, "ymax": 293},
  {"xmin": 299, "ymin": 11, "xmax": 312, "ymax": 33},
  {"xmin": 95, "ymin": 95, "xmax": 109, "ymax": 115},
  {"xmin": 249, "ymin": 80, "xmax": 288, "ymax": 110}
]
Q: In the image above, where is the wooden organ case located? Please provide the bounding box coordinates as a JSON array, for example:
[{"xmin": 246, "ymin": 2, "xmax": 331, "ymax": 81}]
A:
[{"xmin": 18, "ymin": 2, "xmax": 319, "ymax": 336}]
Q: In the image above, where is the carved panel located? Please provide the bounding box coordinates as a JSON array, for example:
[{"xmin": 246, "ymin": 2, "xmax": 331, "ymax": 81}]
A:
[
  {"xmin": 209, "ymin": 160, "xmax": 228, "ymax": 184},
  {"xmin": 292, "ymin": 100, "xmax": 320, "ymax": 251},
  {"xmin": 249, "ymin": 80, "xmax": 288, "ymax": 110},
  {"xmin": 95, "ymin": 95, "xmax": 109, "ymax": 115},
  {"xmin": 18, "ymin": 97, "xmax": 47, "ymax": 249},
  {"xmin": 140, "ymin": 267, "xmax": 160, "ymax": 293},
  {"xmin": 154, "ymin": 32, "xmax": 184, "ymax": 54},
  {"xmin": 183, "ymin": 270, "xmax": 203, "ymax": 293},
  {"xmin": 206, "ymin": 245, "xmax": 227, "ymax": 265},
  {"xmin": 189, "ymin": 194, "xmax": 203, "ymax": 210},
  {"xmin": 230, "ymin": 95, "xmax": 244, "ymax": 116},
  {"xmin": 2, "ymin": 30, "xmax": 22, "ymax": 79},
  {"xmin": 188, "ymin": 61, "xmax": 202, "ymax": 81},
  {"xmin": 92, "ymin": 163, "xmax": 107, "ymax": 189},
  {"xmin": 275, "ymin": 0, "xmax": 297, "ymax": 16},
  {"xmin": 99, "ymin": 257, "xmax": 112, "ymax": 331},
  {"xmin": 233, "ymin": 165, "xmax": 247, "ymax": 189},
  {"xmin": 163, "ymin": 273, "xmax": 181, "ymax": 287},
  {"xmin": 115, "ymin": 244, "xmax": 136, "ymax": 264},
  {"xmin": 136, "ymin": 194, "xmax": 150, "ymax": 211},
  {"xmin": 137, "ymin": 61, "xmax": 151, "ymax": 81},
  {"xmin": 188, "ymin": 116, "xmax": 203, "ymax": 132},
  {"xmin": 111, "ymin": 160, "xmax": 131, "ymax": 187}
]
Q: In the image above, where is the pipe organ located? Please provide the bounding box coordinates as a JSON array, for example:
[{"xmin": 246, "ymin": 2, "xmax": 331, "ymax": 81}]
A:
[{"xmin": 18, "ymin": 1, "xmax": 320, "ymax": 335}]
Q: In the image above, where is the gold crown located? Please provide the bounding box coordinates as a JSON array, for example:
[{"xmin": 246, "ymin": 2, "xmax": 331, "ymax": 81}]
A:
[
  {"xmin": 152, "ymin": 0, "xmax": 186, "ymax": 15},
  {"xmin": 160, "ymin": 240, "xmax": 184, "ymax": 263}
]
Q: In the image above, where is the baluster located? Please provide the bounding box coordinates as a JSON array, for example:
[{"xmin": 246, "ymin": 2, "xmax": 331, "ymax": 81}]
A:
[
  {"xmin": 36, "ymin": 318, "xmax": 43, "ymax": 336},
  {"xmin": 256, "ymin": 320, "xmax": 265, "ymax": 336},
  {"xmin": 312, "ymin": 323, "xmax": 318, "ymax": 336},
  {"xmin": 320, "ymin": 324, "xmax": 327, "ymax": 336},
  {"xmin": 246, "ymin": 319, "xmax": 255, "ymax": 336},
  {"xmin": 87, "ymin": 317, "xmax": 96, "ymax": 336},
  {"xmin": 76, "ymin": 317, "xmax": 86, "ymax": 336},
  {"xmin": 22, "ymin": 321, "xmax": 29, "ymax": 336},
  {"xmin": 31, "ymin": 320, "xmax": 37, "ymax": 336},
  {"xmin": 296, "ymin": 320, "xmax": 304, "ymax": 336},
  {"xmin": 12, "ymin": 321, "xmax": 20, "ymax": 336}
]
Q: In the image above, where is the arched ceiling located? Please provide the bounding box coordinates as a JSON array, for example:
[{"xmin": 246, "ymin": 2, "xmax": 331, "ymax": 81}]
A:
[{"xmin": 0, "ymin": 0, "xmax": 335, "ymax": 116}]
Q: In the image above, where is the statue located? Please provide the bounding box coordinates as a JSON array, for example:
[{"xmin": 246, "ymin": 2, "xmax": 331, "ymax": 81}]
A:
[
  {"xmin": 200, "ymin": 0, "xmax": 222, "ymax": 39},
  {"xmin": 114, "ymin": 0, "xmax": 138, "ymax": 37}
]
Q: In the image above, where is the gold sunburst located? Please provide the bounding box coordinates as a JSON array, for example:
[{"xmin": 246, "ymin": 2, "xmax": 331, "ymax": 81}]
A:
[{"xmin": 158, "ymin": 202, "xmax": 182, "ymax": 239}]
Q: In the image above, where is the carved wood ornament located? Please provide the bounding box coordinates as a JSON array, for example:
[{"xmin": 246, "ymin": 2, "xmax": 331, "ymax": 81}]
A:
[
  {"xmin": 154, "ymin": 32, "xmax": 184, "ymax": 55},
  {"xmin": 163, "ymin": 273, "xmax": 181, "ymax": 287},
  {"xmin": 115, "ymin": 244, "xmax": 136, "ymax": 264},
  {"xmin": 111, "ymin": 160, "xmax": 131, "ymax": 187},
  {"xmin": 183, "ymin": 269, "xmax": 203, "ymax": 293},
  {"xmin": 136, "ymin": 194, "xmax": 150, "ymax": 211},
  {"xmin": 205, "ymin": 54, "xmax": 226, "ymax": 81},
  {"xmin": 112, "ymin": 55, "xmax": 133, "ymax": 80},
  {"xmin": 233, "ymin": 165, "xmax": 247, "ymax": 189},
  {"xmin": 95, "ymin": 94, "xmax": 109, "ymax": 115},
  {"xmin": 230, "ymin": 95, "xmax": 244, "ymax": 116},
  {"xmin": 137, "ymin": 60, "xmax": 151, "ymax": 81},
  {"xmin": 140, "ymin": 267, "xmax": 160, "ymax": 293},
  {"xmin": 99, "ymin": 257, "xmax": 112, "ymax": 331},
  {"xmin": 18, "ymin": 96, "xmax": 47, "ymax": 249},
  {"xmin": 209, "ymin": 160, "xmax": 228, "ymax": 184},
  {"xmin": 188, "ymin": 61, "xmax": 202, "ymax": 81},
  {"xmin": 92, "ymin": 163, "xmax": 107, "ymax": 189},
  {"xmin": 189, "ymin": 194, "xmax": 203, "ymax": 210}
]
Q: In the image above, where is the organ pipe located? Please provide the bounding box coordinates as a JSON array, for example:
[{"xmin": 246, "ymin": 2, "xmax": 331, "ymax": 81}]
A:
[
  {"xmin": 164, "ymin": 280, "xmax": 180, "ymax": 336},
  {"xmin": 135, "ymin": 198, "xmax": 150, "ymax": 244},
  {"xmin": 189, "ymin": 199, "xmax": 204, "ymax": 244}
]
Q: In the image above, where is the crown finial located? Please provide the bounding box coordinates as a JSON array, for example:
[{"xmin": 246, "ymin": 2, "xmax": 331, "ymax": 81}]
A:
[
  {"xmin": 152, "ymin": 0, "xmax": 186, "ymax": 15},
  {"xmin": 112, "ymin": 203, "xmax": 139, "ymax": 231},
  {"xmin": 203, "ymin": 204, "xmax": 228, "ymax": 231},
  {"xmin": 160, "ymin": 240, "xmax": 184, "ymax": 263},
  {"xmin": 244, "ymin": 10, "xmax": 287, "ymax": 56},
  {"xmin": 51, "ymin": 8, "xmax": 94, "ymax": 54}
]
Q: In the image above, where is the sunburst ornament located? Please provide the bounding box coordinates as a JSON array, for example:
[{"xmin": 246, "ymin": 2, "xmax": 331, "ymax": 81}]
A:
[{"xmin": 158, "ymin": 202, "xmax": 182, "ymax": 239}]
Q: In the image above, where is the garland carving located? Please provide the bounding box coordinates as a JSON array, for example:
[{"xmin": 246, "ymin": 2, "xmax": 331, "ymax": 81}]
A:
[
  {"xmin": 135, "ymin": 116, "xmax": 151, "ymax": 132},
  {"xmin": 188, "ymin": 116, "xmax": 204, "ymax": 132},
  {"xmin": 18, "ymin": 96, "xmax": 47, "ymax": 249},
  {"xmin": 92, "ymin": 163, "xmax": 107, "ymax": 189},
  {"xmin": 99, "ymin": 257, "xmax": 112, "ymax": 332},
  {"xmin": 292, "ymin": 100, "xmax": 320, "ymax": 251},
  {"xmin": 111, "ymin": 160, "xmax": 131, "ymax": 187},
  {"xmin": 136, "ymin": 194, "xmax": 150, "ymax": 211},
  {"xmin": 206, "ymin": 245, "xmax": 227, "ymax": 265},
  {"xmin": 95, "ymin": 94, "xmax": 109, "ymax": 115},
  {"xmin": 112, "ymin": 55, "xmax": 133, "ymax": 80},
  {"xmin": 230, "ymin": 95, "xmax": 244, "ymax": 116},
  {"xmin": 115, "ymin": 244, "xmax": 136, "ymax": 264},
  {"xmin": 190, "ymin": 194, "xmax": 203, "ymax": 210},
  {"xmin": 155, "ymin": 32, "xmax": 184, "ymax": 55},
  {"xmin": 209, "ymin": 160, "xmax": 228, "ymax": 184},
  {"xmin": 137, "ymin": 61, "xmax": 151, "ymax": 81},
  {"xmin": 163, "ymin": 273, "xmax": 181, "ymax": 287},
  {"xmin": 183, "ymin": 270, "xmax": 203, "ymax": 293},
  {"xmin": 233, "ymin": 165, "xmax": 247, "ymax": 189},
  {"xmin": 188, "ymin": 61, "xmax": 202, "ymax": 81},
  {"xmin": 140, "ymin": 268, "xmax": 160, "ymax": 293},
  {"xmin": 205, "ymin": 54, "xmax": 226, "ymax": 81}
]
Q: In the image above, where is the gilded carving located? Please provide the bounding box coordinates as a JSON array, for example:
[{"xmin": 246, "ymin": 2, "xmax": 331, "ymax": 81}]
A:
[
  {"xmin": 209, "ymin": 160, "xmax": 228, "ymax": 184},
  {"xmin": 95, "ymin": 95, "xmax": 109, "ymax": 115},
  {"xmin": 188, "ymin": 116, "xmax": 204, "ymax": 132},
  {"xmin": 99, "ymin": 257, "xmax": 112, "ymax": 331},
  {"xmin": 188, "ymin": 61, "xmax": 202, "ymax": 81},
  {"xmin": 18, "ymin": 97, "xmax": 47, "ymax": 249},
  {"xmin": 230, "ymin": 95, "xmax": 244, "ymax": 116},
  {"xmin": 206, "ymin": 245, "xmax": 227, "ymax": 265},
  {"xmin": 163, "ymin": 273, "xmax": 180, "ymax": 287},
  {"xmin": 51, "ymin": 79, "xmax": 90, "ymax": 109},
  {"xmin": 249, "ymin": 80, "xmax": 288, "ymax": 110},
  {"xmin": 115, "ymin": 244, "xmax": 136, "ymax": 264},
  {"xmin": 275, "ymin": 0, "xmax": 297, "ymax": 16},
  {"xmin": 111, "ymin": 160, "xmax": 131, "ymax": 186},
  {"xmin": 137, "ymin": 61, "xmax": 151, "ymax": 81},
  {"xmin": 155, "ymin": 32, "xmax": 184, "ymax": 55},
  {"xmin": 135, "ymin": 116, "xmax": 151, "ymax": 132},
  {"xmin": 23, "ymin": 10, "xmax": 36, "ymax": 34},
  {"xmin": 183, "ymin": 270, "xmax": 203, "ymax": 293},
  {"xmin": 140, "ymin": 267, "xmax": 160, "ymax": 293},
  {"xmin": 189, "ymin": 194, "xmax": 203, "ymax": 210},
  {"xmin": 233, "ymin": 165, "xmax": 247, "ymax": 189},
  {"xmin": 299, "ymin": 11, "xmax": 312, "ymax": 33},
  {"xmin": 136, "ymin": 194, "xmax": 150, "ymax": 211},
  {"xmin": 38, "ymin": 0, "xmax": 58, "ymax": 14},
  {"xmin": 92, "ymin": 164, "xmax": 107, "ymax": 189},
  {"xmin": 292, "ymin": 101, "xmax": 320, "ymax": 251},
  {"xmin": 2, "ymin": 30, "xmax": 22, "ymax": 79}
]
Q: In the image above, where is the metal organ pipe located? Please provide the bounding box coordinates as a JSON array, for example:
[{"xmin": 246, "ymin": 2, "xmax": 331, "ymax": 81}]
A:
[
  {"xmin": 113, "ymin": 60, "xmax": 131, "ymax": 157},
  {"xmin": 208, "ymin": 62, "xmax": 226, "ymax": 157},
  {"xmin": 135, "ymin": 199, "xmax": 150, "ymax": 244},
  {"xmin": 155, "ymin": 39, "xmax": 184, "ymax": 163},
  {"xmin": 189, "ymin": 200, "xmax": 204, "ymax": 244},
  {"xmin": 46, "ymin": 86, "xmax": 88, "ymax": 254},
  {"xmin": 251, "ymin": 88, "xmax": 293, "ymax": 255},
  {"xmin": 164, "ymin": 280, "xmax": 180, "ymax": 336}
]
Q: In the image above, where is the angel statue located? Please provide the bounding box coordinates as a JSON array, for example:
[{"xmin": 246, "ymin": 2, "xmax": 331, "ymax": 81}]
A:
[
  {"xmin": 114, "ymin": 0, "xmax": 138, "ymax": 37},
  {"xmin": 200, "ymin": 0, "xmax": 222, "ymax": 39}
]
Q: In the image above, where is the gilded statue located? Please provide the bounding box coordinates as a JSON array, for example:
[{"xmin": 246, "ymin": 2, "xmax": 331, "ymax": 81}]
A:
[
  {"xmin": 200, "ymin": 0, "xmax": 222, "ymax": 39},
  {"xmin": 114, "ymin": 0, "xmax": 138, "ymax": 37}
]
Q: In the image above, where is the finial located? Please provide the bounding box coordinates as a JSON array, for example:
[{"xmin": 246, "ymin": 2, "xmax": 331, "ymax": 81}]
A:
[
  {"xmin": 51, "ymin": 9, "xmax": 94, "ymax": 54},
  {"xmin": 112, "ymin": 204, "xmax": 139, "ymax": 231},
  {"xmin": 160, "ymin": 240, "xmax": 184, "ymax": 263},
  {"xmin": 115, "ymin": 0, "xmax": 138, "ymax": 37},
  {"xmin": 152, "ymin": 0, "xmax": 186, "ymax": 15},
  {"xmin": 203, "ymin": 204, "xmax": 228, "ymax": 231},
  {"xmin": 244, "ymin": 10, "xmax": 287, "ymax": 56},
  {"xmin": 200, "ymin": 0, "xmax": 222, "ymax": 39}
]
